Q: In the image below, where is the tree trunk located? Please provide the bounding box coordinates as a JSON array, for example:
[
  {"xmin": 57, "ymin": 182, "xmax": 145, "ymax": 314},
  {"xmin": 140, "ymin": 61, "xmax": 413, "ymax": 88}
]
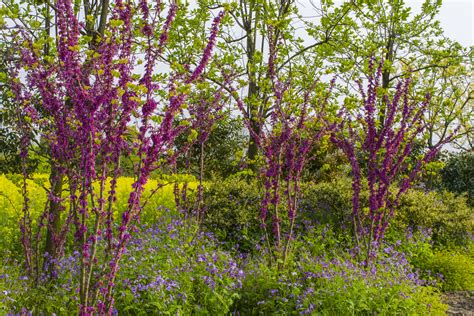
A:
[
  {"xmin": 247, "ymin": 119, "xmax": 260, "ymax": 168},
  {"xmin": 44, "ymin": 163, "xmax": 63, "ymax": 266},
  {"xmin": 379, "ymin": 33, "xmax": 395, "ymax": 128},
  {"xmin": 244, "ymin": 4, "xmax": 260, "ymax": 170}
]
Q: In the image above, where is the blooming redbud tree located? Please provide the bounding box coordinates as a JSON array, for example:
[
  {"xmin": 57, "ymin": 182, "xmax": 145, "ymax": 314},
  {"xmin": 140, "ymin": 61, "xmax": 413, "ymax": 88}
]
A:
[
  {"xmin": 229, "ymin": 26, "xmax": 333, "ymax": 263},
  {"xmin": 9, "ymin": 0, "xmax": 224, "ymax": 312},
  {"xmin": 331, "ymin": 58, "xmax": 456, "ymax": 263}
]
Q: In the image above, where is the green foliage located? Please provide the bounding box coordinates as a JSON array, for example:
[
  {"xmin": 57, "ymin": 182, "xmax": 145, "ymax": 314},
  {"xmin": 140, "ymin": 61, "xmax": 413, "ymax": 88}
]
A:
[
  {"xmin": 176, "ymin": 115, "xmax": 246, "ymax": 179},
  {"xmin": 415, "ymin": 249, "xmax": 474, "ymax": 292},
  {"xmin": 393, "ymin": 228, "xmax": 474, "ymax": 293},
  {"xmin": 299, "ymin": 177, "xmax": 353, "ymax": 228},
  {"xmin": 304, "ymin": 144, "xmax": 349, "ymax": 182},
  {"xmin": 0, "ymin": 129, "xmax": 21, "ymax": 174},
  {"xmin": 440, "ymin": 151, "xmax": 474, "ymax": 205},
  {"xmin": 298, "ymin": 177, "xmax": 370, "ymax": 236},
  {"xmin": 202, "ymin": 175, "xmax": 262, "ymax": 253},
  {"xmin": 299, "ymin": 177, "xmax": 472, "ymax": 249},
  {"xmin": 397, "ymin": 189, "xmax": 473, "ymax": 247}
]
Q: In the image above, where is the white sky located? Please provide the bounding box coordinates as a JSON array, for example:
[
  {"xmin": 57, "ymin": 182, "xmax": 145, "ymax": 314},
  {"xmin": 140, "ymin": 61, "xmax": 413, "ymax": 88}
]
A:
[
  {"xmin": 408, "ymin": 0, "xmax": 473, "ymax": 46},
  {"xmin": 324, "ymin": 0, "xmax": 474, "ymax": 47}
]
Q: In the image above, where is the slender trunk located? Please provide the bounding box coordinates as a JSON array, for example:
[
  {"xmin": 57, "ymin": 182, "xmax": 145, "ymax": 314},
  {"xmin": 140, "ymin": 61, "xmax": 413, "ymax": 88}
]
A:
[
  {"xmin": 379, "ymin": 33, "xmax": 395, "ymax": 128},
  {"xmin": 247, "ymin": 120, "xmax": 260, "ymax": 167},
  {"xmin": 44, "ymin": 163, "xmax": 64, "ymax": 271},
  {"xmin": 283, "ymin": 178, "xmax": 298, "ymax": 264},
  {"xmin": 273, "ymin": 151, "xmax": 282, "ymax": 254},
  {"xmin": 42, "ymin": 2, "xmax": 62, "ymax": 278},
  {"xmin": 244, "ymin": 5, "xmax": 260, "ymax": 170},
  {"xmin": 197, "ymin": 141, "xmax": 205, "ymax": 223}
]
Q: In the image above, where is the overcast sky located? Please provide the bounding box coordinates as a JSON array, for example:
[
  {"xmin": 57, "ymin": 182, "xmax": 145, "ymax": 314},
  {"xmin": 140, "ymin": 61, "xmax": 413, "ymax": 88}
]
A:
[
  {"xmin": 294, "ymin": 1, "xmax": 472, "ymax": 47},
  {"xmin": 407, "ymin": 0, "xmax": 473, "ymax": 46}
]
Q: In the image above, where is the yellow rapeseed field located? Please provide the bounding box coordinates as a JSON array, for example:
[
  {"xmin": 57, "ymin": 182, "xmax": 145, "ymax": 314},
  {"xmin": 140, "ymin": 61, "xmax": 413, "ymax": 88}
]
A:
[{"xmin": 0, "ymin": 174, "xmax": 198, "ymax": 250}]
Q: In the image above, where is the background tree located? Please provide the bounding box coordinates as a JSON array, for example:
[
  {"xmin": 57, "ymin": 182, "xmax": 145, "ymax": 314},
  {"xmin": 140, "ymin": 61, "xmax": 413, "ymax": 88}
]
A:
[
  {"xmin": 422, "ymin": 61, "xmax": 473, "ymax": 151},
  {"xmin": 176, "ymin": 114, "xmax": 246, "ymax": 179},
  {"xmin": 179, "ymin": 0, "xmax": 351, "ymax": 169},
  {"xmin": 440, "ymin": 151, "xmax": 474, "ymax": 206},
  {"xmin": 313, "ymin": 0, "xmax": 470, "ymax": 137}
]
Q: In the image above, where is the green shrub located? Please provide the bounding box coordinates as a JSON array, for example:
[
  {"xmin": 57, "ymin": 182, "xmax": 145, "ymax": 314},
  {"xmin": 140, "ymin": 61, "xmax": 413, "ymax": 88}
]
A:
[
  {"xmin": 299, "ymin": 178, "xmax": 352, "ymax": 228},
  {"xmin": 304, "ymin": 145, "xmax": 349, "ymax": 182},
  {"xmin": 298, "ymin": 177, "xmax": 371, "ymax": 236},
  {"xmin": 175, "ymin": 115, "xmax": 246, "ymax": 179},
  {"xmin": 401, "ymin": 229, "xmax": 474, "ymax": 292},
  {"xmin": 397, "ymin": 189, "xmax": 473, "ymax": 247},
  {"xmin": 202, "ymin": 174, "xmax": 262, "ymax": 253},
  {"xmin": 417, "ymin": 249, "xmax": 474, "ymax": 292}
]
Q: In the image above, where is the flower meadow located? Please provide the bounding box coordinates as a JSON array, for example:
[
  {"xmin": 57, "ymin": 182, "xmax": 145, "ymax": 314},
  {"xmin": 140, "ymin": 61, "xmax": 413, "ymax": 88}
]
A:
[
  {"xmin": 0, "ymin": 0, "xmax": 473, "ymax": 314},
  {"xmin": 1, "ymin": 174, "xmax": 472, "ymax": 314}
]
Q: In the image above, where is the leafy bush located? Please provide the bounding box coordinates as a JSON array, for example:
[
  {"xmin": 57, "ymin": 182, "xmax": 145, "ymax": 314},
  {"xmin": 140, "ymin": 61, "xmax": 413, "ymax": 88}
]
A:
[
  {"xmin": 396, "ymin": 228, "xmax": 474, "ymax": 292},
  {"xmin": 415, "ymin": 249, "xmax": 474, "ymax": 292},
  {"xmin": 298, "ymin": 177, "xmax": 371, "ymax": 236},
  {"xmin": 397, "ymin": 189, "xmax": 473, "ymax": 247},
  {"xmin": 202, "ymin": 174, "xmax": 262, "ymax": 253},
  {"xmin": 304, "ymin": 144, "xmax": 349, "ymax": 182},
  {"xmin": 440, "ymin": 151, "xmax": 474, "ymax": 205},
  {"xmin": 299, "ymin": 178, "xmax": 473, "ymax": 248},
  {"xmin": 175, "ymin": 115, "xmax": 246, "ymax": 179},
  {"xmin": 299, "ymin": 177, "xmax": 353, "ymax": 229}
]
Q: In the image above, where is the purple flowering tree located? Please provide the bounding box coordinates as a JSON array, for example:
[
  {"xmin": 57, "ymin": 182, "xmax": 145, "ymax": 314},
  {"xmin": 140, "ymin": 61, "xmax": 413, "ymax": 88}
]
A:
[
  {"xmin": 9, "ymin": 0, "xmax": 224, "ymax": 313},
  {"xmin": 331, "ymin": 58, "xmax": 456, "ymax": 263},
  {"xmin": 228, "ymin": 26, "xmax": 333, "ymax": 263}
]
